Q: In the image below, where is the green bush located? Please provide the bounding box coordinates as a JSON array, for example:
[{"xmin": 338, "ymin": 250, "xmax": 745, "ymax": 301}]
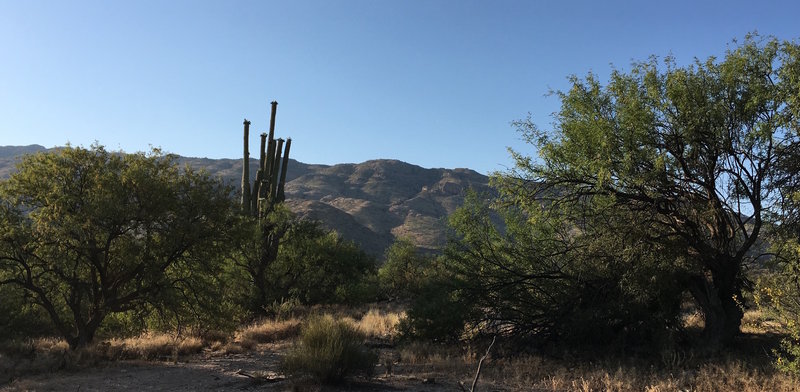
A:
[
  {"xmin": 378, "ymin": 238, "xmax": 436, "ymax": 300},
  {"xmin": 0, "ymin": 285, "xmax": 53, "ymax": 342},
  {"xmin": 401, "ymin": 192, "xmax": 685, "ymax": 348},
  {"xmin": 756, "ymin": 238, "xmax": 800, "ymax": 374},
  {"xmin": 398, "ymin": 277, "xmax": 473, "ymax": 342},
  {"xmin": 0, "ymin": 145, "xmax": 241, "ymax": 348},
  {"xmin": 281, "ymin": 315, "xmax": 377, "ymax": 384},
  {"xmin": 267, "ymin": 221, "xmax": 378, "ymax": 305}
]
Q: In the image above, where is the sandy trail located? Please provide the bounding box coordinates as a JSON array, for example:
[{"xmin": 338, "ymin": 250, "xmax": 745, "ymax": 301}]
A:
[
  {"xmin": 2, "ymin": 349, "xmax": 288, "ymax": 391},
  {"xmin": 1, "ymin": 347, "xmax": 459, "ymax": 392}
]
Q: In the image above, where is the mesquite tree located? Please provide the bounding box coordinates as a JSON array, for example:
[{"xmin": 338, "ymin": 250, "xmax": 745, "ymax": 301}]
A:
[
  {"xmin": 0, "ymin": 146, "xmax": 237, "ymax": 348},
  {"xmin": 503, "ymin": 35, "xmax": 800, "ymax": 347}
]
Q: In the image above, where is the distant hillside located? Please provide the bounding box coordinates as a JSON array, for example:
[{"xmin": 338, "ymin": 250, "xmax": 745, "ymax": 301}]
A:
[
  {"xmin": 0, "ymin": 145, "xmax": 48, "ymax": 178},
  {"xmin": 0, "ymin": 146, "xmax": 491, "ymax": 257}
]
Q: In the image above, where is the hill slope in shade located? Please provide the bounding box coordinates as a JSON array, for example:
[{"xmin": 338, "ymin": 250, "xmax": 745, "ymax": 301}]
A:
[
  {"xmin": 0, "ymin": 145, "xmax": 47, "ymax": 178},
  {"xmin": 0, "ymin": 146, "xmax": 491, "ymax": 257}
]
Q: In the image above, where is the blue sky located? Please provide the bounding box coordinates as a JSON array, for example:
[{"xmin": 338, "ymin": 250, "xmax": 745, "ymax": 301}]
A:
[{"xmin": 1, "ymin": 0, "xmax": 798, "ymax": 174}]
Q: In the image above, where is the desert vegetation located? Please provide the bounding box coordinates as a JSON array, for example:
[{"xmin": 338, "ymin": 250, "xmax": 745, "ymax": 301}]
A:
[{"xmin": 2, "ymin": 34, "xmax": 800, "ymax": 390}]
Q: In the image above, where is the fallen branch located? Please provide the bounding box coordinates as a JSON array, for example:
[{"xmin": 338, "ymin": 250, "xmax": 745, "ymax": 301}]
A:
[
  {"xmin": 469, "ymin": 336, "xmax": 496, "ymax": 392},
  {"xmin": 235, "ymin": 369, "xmax": 285, "ymax": 383}
]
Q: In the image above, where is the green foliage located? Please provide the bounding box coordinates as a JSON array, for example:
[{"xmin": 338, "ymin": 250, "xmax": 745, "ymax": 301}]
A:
[
  {"xmin": 377, "ymin": 239, "xmax": 471, "ymax": 341},
  {"xmin": 403, "ymin": 35, "xmax": 800, "ymax": 349},
  {"xmin": 281, "ymin": 315, "xmax": 377, "ymax": 384},
  {"xmin": 270, "ymin": 220, "xmax": 378, "ymax": 305},
  {"xmin": 398, "ymin": 274, "xmax": 473, "ymax": 342},
  {"xmin": 233, "ymin": 209, "xmax": 378, "ymax": 309},
  {"xmin": 405, "ymin": 192, "xmax": 684, "ymax": 346},
  {"xmin": 231, "ymin": 204, "xmax": 294, "ymax": 313},
  {"xmin": 0, "ymin": 284, "xmax": 53, "ymax": 341},
  {"xmin": 264, "ymin": 297, "xmax": 302, "ymax": 321},
  {"xmin": 756, "ymin": 237, "xmax": 800, "ymax": 373},
  {"xmin": 0, "ymin": 145, "xmax": 240, "ymax": 348},
  {"xmin": 498, "ymin": 34, "xmax": 799, "ymax": 347},
  {"xmin": 378, "ymin": 238, "xmax": 436, "ymax": 299}
]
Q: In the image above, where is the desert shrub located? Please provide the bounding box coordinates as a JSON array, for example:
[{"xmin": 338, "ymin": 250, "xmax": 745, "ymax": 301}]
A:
[
  {"xmin": 398, "ymin": 276, "xmax": 474, "ymax": 342},
  {"xmin": 95, "ymin": 309, "xmax": 149, "ymax": 340},
  {"xmin": 281, "ymin": 315, "xmax": 377, "ymax": 384},
  {"xmin": 431, "ymin": 35, "xmax": 799, "ymax": 350},
  {"xmin": 233, "ymin": 205, "xmax": 380, "ymax": 312},
  {"xmin": 378, "ymin": 240, "xmax": 470, "ymax": 342},
  {"xmin": 0, "ymin": 145, "xmax": 241, "ymax": 348},
  {"xmin": 0, "ymin": 285, "xmax": 53, "ymax": 342},
  {"xmin": 104, "ymin": 334, "xmax": 204, "ymax": 360},
  {"xmin": 267, "ymin": 221, "xmax": 378, "ymax": 305},
  {"xmin": 378, "ymin": 238, "xmax": 437, "ymax": 299},
  {"xmin": 402, "ymin": 192, "xmax": 686, "ymax": 348},
  {"xmin": 237, "ymin": 318, "xmax": 301, "ymax": 347},
  {"xmin": 264, "ymin": 297, "xmax": 302, "ymax": 320},
  {"xmin": 756, "ymin": 238, "xmax": 800, "ymax": 374},
  {"xmin": 354, "ymin": 309, "xmax": 402, "ymax": 340}
]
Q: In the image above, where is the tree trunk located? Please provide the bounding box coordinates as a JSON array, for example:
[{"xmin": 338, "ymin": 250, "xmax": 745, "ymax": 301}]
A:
[
  {"xmin": 252, "ymin": 270, "xmax": 269, "ymax": 314},
  {"xmin": 67, "ymin": 315, "xmax": 104, "ymax": 349},
  {"xmin": 688, "ymin": 265, "xmax": 743, "ymax": 349},
  {"xmin": 250, "ymin": 222, "xmax": 281, "ymax": 314}
]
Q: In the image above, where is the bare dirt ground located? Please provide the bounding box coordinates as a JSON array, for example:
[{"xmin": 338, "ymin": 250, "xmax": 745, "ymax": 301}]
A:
[
  {"xmin": 5, "ymin": 338, "xmax": 800, "ymax": 392},
  {"xmin": 1, "ymin": 345, "xmax": 469, "ymax": 392}
]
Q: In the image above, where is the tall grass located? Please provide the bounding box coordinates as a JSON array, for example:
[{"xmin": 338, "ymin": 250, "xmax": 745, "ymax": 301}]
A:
[{"xmin": 281, "ymin": 314, "xmax": 377, "ymax": 384}]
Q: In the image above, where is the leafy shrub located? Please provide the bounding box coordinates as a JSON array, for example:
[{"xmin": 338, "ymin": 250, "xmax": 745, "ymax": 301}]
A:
[
  {"xmin": 378, "ymin": 238, "xmax": 436, "ymax": 299},
  {"xmin": 281, "ymin": 315, "xmax": 377, "ymax": 384},
  {"xmin": 0, "ymin": 145, "xmax": 241, "ymax": 348},
  {"xmin": 401, "ymin": 192, "xmax": 685, "ymax": 348},
  {"xmin": 756, "ymin": 238, "xmax": 800, "ymax": 373},
  {"xmin": 398, "ymin": 277, "xmax": 473, "ymax": 342},
  {"xmin": 0, "ymin": 285, "xmax": 54, "ymax": 342},
  {"xmin": 267, "ymin": 221, "xmax": 378, "ymax": 305},
  {"xmin": 238, "ymin": 318, "xmax": 301, "ymax": 347},
  {"xmin": 264, "ymin": 297, "xmax": 302, "ymax": 320}
]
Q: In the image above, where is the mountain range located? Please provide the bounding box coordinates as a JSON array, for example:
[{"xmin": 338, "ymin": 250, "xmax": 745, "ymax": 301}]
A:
[{"xmin": 0, "ymin": 145, "xmax": 492, "ymax": 257}]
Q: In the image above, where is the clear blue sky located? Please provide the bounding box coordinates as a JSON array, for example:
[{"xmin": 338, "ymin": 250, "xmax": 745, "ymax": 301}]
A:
[{"xmin": 1, "ymin": 0, "xmax": 798, "ymax": 174}]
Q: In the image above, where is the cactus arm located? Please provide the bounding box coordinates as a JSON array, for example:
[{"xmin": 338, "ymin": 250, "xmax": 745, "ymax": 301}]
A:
[
  {"xmin": 241, "ymin": 119, "xmax": 251, "ymax": 214},
  {"xmin": 277, "ymin": 138, "xmax": 291, "ymax": 202}
]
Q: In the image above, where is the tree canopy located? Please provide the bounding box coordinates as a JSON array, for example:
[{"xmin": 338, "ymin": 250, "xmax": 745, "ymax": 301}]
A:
[
  {"xmin": 0, "ymin": 145, "xmax": 239, "ymax": 348},
  {"xmin": 510, "ymin": 34, "xmax": 800, "ymax": 346},
  {"xmin": 417, "ymin": 35, "xmax": 800, "ymax": 349}
]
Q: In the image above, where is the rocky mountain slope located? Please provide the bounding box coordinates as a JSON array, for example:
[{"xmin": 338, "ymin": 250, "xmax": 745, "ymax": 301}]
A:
[{"xmin": 1, "ymin": 145, "xmax": 491, "ymax": 257}]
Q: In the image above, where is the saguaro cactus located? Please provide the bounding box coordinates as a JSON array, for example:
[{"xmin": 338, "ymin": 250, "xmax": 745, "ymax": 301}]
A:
[
  {"xmin": 241, "ymin": 101, "xmax": 292, "ymax": 219},
  {"xmin": 241, "ymin": 119, "xmax": 251, "ymax": 213},
  {"xmin": 239, "ymin": 100, "xmax": 293, "ymax": 312}
]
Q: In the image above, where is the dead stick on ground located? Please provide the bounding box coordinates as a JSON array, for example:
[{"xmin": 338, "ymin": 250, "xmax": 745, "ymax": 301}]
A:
[{"xmin": 469, "ymin": 335, "xmax": 496, "ymax": 392}]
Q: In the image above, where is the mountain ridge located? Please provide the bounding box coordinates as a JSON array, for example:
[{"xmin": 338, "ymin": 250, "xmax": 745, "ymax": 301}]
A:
[{"xmin": 0, "ymin": 145, "xmax": 491, "ymax": 257}]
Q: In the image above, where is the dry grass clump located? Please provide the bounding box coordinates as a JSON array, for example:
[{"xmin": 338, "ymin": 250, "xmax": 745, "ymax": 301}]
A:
[
  {"xmin": 398, "ymin": 341, "xmax": 466, "ymax": 365},
  {"xmin": 514, "ymin": 359, "xmax": 800, "ymax": 392},
  {"xmin": 219, "ymin": 318, "xmax": 301, "ymax": 353},
  {"xmin": 31, "ymin": 338, "xmax": 69, "ymax": 353},
  {"xmin": 351, "ymin": 308, "xmax": 403, "ymax": 340},
  {"xmin": 106, "ymin": 333, "xmax": 204, "ymax": 360},
  {"xmin": 0, "ymin": 333, "xmax": 208, "ymax": 382},
  {"xmin": 741, "ymin": 309, "xmax": 784, "ymax": 335},
  {"xmin": 237, "ymin": 318, "xmax": 301, "ymax": 347},
  {"xmin": 0, "ymin": 337, "xmax": 69, "ymax": 359},
  {"xmin": 395, "ymin": 349, "xmax": 800, "ymax": 391},
  {"xmin": 0, "ymin": 337, "xmax": 72, "ymax": 377},
  {"xmin": 281, "ymin": 314, "xmax": 377, "ymax": 384},
  {"xmin": 387, "ymin": 327, "xmax": 800, "ymax": 392}
]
